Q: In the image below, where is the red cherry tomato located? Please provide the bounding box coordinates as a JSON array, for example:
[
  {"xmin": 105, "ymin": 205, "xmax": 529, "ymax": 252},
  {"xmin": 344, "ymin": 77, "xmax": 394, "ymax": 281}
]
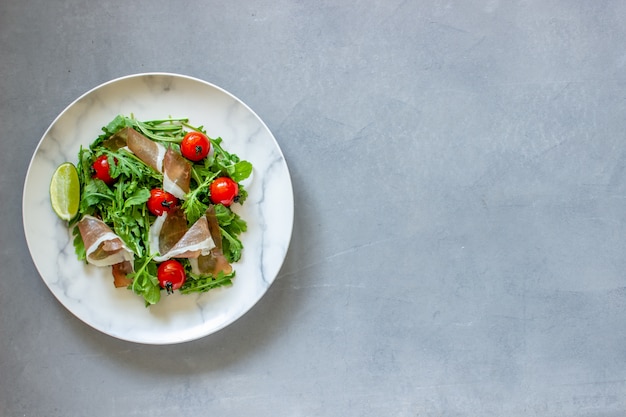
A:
[
  {"xmin": 147, "ymin": 189, "xmax": 178, "ymax": 216},
  {"xmin": 157, "ymin": 260, "xmax": 186, "ymax": 294},
  {"xmin": 210, "ymin": 177, "xmax": 239, "ymax": 206},
  {"xmin": 180, "ymin": 131, "xmax": 210, "ymax": 161},
  {"xmin": 92, "ymin": 155, "xmax": 116, "ymax": 185}
]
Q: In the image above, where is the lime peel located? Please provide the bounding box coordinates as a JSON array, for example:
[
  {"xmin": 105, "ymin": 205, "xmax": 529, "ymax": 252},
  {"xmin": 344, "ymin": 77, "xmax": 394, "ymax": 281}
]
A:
[{"xmin": 50, "ymin": 162, "xmax": 80, "ymax": 221}]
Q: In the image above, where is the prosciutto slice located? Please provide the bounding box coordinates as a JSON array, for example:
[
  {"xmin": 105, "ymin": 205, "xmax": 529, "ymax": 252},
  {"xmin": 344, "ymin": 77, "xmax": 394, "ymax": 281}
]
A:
[
  {"xmin": 150, "ymin": 210, "xmax": 215, "ymax": 262},
  {"xmin": 111, "ymin": 127, "xmax": 166, "ymax": 172},
  {"xmin": 189, "ymin": 249, "xmax": 232, "ymax": 276},
  {"xmin": 111, "ymin": 261, "xmax": 134, "ymax": 288},
  {"xmin": 189, "ymin": 206, "xmax": 232, "ymax": 276},
  {"xmin": 149, "ymin": 208, "xmax": 186, "ymax": 256},
  {"xmin": 77, "ymin": 215, "xmax": 134, "ymax": 267},
  {"xmin": 162, "ymin": 148, "xmax": 191, "ymax": 199}
]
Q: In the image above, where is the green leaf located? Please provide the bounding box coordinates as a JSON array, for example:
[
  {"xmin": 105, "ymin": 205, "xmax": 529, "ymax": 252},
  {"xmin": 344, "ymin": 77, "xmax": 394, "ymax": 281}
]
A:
[
  {"xmin": 129, "ymin": 255, "xmax": 161, "ymax": 306},
  {"xmin": 180, "ymin": 270, "xmax": 235, "ymax": 294},
  {"xmin": 90, "ymin": 115, "xmax": 132, "ymax": 149},
  {"xmin": 123, "ymin": 188, "xmax": 150, "ymax": 209},
  {"xmin": 211, "ymin": 204, "xmax": 247, "ymax": 261},
  {"xmin": 80, "ymin": 180, "xmax": 114, "ymax": 212},
  {"xmin": 236, "ymin": 185, "xmax": 248, "ymax": 205},
  {"xmin": 231, "ymin": 160, "xmax": 253, "ymax": 182},
  {"xmin": 142, "ymin": 283, "xmax": 161, "ymax": 306},
  {"xmin": 182, "ymin": 198, "xmax": 209, "ymax": 225},
  {"xmin": 182, "ymin": 166, "xmax": 218, "ymax": 224},
  {"xmin": 104, "ymin": 115, "xmax": 130, "ymax": 135},
  {"xmin": 72, "ymin": 225, "xmax": 86, "ymax": 261}
]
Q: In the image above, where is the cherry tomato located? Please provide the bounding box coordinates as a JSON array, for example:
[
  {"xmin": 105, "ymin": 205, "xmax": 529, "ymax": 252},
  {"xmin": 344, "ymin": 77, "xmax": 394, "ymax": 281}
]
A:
[
  {"xmin": 147, "ymin": 189, "xmax": 178, "ymax": 216},
  {"xmin": 210, "ymin": 177, "xmax": 239, "ymax": 206},
  {"xmin": 92, "ymin": 155, "xmax": 116, "ymax": 185},
  {"xmin": 157, "ymin": 260, "xmax": 186, "ymax": 294},
  {"xmin": 180, "ymin": 131, "xmax": 210, "ymax": 161}
]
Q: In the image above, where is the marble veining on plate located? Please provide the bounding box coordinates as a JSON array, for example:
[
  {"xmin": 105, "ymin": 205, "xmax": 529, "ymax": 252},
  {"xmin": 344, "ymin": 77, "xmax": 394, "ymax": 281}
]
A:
[{"xmin": 22, "ymin": 73, "xmax": 294, "ymax": 344}]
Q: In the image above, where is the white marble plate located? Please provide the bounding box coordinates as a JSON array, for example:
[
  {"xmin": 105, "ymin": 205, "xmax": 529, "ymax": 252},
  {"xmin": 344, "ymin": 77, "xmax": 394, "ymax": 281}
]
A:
[{"xmin": 22, "ymin": 73, "xmax": 293, "ymax": 344}]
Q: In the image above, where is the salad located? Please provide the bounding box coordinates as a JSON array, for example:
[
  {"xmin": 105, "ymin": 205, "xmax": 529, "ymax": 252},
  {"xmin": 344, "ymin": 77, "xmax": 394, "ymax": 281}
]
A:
[{"xmin": 56, "ymin": 114, "xmax": 252, "ymax": 306}]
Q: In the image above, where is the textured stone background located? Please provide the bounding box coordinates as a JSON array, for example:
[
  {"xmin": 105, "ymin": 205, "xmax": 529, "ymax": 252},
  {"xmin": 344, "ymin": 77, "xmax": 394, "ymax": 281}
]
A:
[{"xmin": 2, "ymin": 1, "xmax": 626, "ymax": 416}]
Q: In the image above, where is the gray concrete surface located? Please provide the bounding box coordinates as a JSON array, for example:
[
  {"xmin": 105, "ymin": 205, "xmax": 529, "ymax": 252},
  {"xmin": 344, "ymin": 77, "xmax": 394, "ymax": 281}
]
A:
[{"xmin": 2, "ymin": 1, "xmax": 626, "ymax": 416}]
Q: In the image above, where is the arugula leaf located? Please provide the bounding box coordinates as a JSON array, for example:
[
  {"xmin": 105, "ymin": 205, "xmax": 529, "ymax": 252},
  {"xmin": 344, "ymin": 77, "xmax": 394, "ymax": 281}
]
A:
[
  {"xmin": 105, "ymin": 114, "xmax": 131, "ymax": 134},
  {"xmin": 181, "ymin": 199, "xmax": 209, "ymax": 226},
  {"xmin": 89, "ymin": 115, "xmax": 133, "ymax": 149},
  {"xmin": 123, "ymin": 188, "xmax": 150, "ymax": 210},
  {"xmin": 180, "ymin": 270, "xmax": 235, "ymax": 294},
  {"xmin": 104, "ymin": 148, "xmax": 161, "ymax": 181},
  {"xmin": 72, "ymin": 225, "xmax": 86, "ymax": 261},
  {"xmin": 213, "ymin": 204, "xmax": 247, "ymax": 262},
  {"xmin": 208, "ymin": 137, "xmax": 253, "ymax": 181},
  {"xmin": 129, "ymin": 116, "xmax": 189, "ymax": 145},
  {"xmin": 129, "ymin": 255, "xmax": 161, "ymax": 306},
  {"xmin": 231, "ymin": 160, "xmax": 253, "ymax": 182},
  {"xmin": 181, "ymin": 168, "xmax": 218, "ymax": 225}
]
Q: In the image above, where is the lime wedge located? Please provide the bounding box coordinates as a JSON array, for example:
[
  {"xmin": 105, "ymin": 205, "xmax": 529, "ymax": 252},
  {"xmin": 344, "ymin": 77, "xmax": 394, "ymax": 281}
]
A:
[{"xmin": 50, "ymin": 162, "xmax": 80, "ymax": 221}]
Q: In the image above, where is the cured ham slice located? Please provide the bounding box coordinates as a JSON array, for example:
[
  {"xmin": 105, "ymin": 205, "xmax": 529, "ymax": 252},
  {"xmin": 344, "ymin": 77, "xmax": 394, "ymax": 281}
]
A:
[
  {"xmin": 111, "ymin": 127, "xmax": 166, "ymax": 172},
  {"xmin": 189, "ymin": 206, "xmax": 232, "ymax": 276},
  {"xmin": 148, "ymin": 208, "xmax": 187, "ymax": 256},
  {"xmin": 162, "ymin": 148, "xmax": 191, "ymax": 199},
  {"xmin": 77, "ymin": 215, "xmax": 134, "ymax": 267},
  {"xmin": 189, "ymin": 249, "xmax": 232, "ymax": 276},
  {"xmin": 150, "ymin": 210, "xmax": 215, "ymax": 262},
  {"xmin": 111, "ymin": 261, "xmax": 134, "ymax": 288}
]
